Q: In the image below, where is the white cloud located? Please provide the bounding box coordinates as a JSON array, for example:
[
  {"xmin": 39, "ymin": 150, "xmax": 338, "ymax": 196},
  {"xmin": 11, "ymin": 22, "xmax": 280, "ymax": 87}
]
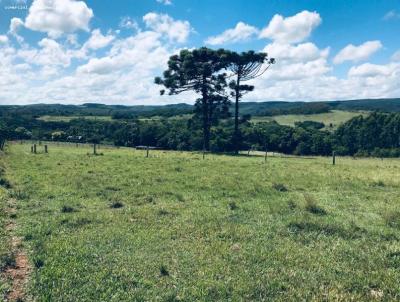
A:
[
  {"xmin": 258, "ymin": 42, "xmax": 330, "ymax": 81},
  {"xmin": 119, "ymin": 17, "xmax": 140, "ymax": 31},
  {"xmin": 9, "ymin": 17, "xmax": 24, "ymax": 35},
  {"xmin": 24, "ymin": 0, "xmax": 94, "ymax": 38},
  {"xmin": 383, "ymin": 10, "xmax": 400, "ymax": 21},
  {"xmin": 391, "ymin": 50, "xmax": 400, "ymax": 61},
  {"xmin": 259, "ymin": 10, "xmax": 321, "ymax": 44},
  {"xmin": 333, "ymin": 40, "xmax": 382, "ymax": 64},
  {"xmin": 143, "ymin": 12, "xmax": 192, "ymax": 43},
  {"xmin": 156, "ymin": 0, "xmax": 172, "ymax": 5},
  {"xmin": 1, "ymin": 9, "xmax": 400, "ymax": 105},
  {"xmin": 205, "ymin": 22, "xmax": 259, "ymax": 45},
  {"xmin": 348, "ymin": 63, "xmax": 398, "ymax": 78},
  {"xmin": 0, "ymin": 36, "xmax": 9, "ymax": 44},
  {"xmin": 83, "ymin": 29, "xmax": 115, "ymax": 50},
  {"xmin": 264, "ymin": 42, "xmax": 329, "ymax": 63}
]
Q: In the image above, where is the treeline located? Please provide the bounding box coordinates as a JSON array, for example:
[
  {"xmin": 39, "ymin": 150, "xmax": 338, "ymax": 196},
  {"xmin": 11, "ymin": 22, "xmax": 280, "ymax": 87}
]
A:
[
  {"xmin": 2, "ymin": 98, "xmax": 400, "ymax": 120},
  {"xmin": 1, "ymin": 112, "xmax": 399, "ymax": 157}
]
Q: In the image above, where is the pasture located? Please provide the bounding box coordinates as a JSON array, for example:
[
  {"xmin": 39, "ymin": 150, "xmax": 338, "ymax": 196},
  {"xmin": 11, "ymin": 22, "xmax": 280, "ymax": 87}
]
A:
[
  {"xmin": 1, "ymin": 142, "xmax": 400, "ymax": 301},
  {"xmin": 37, "ymin": 115, "xmax": 113, "ymax": 122},
  {"xmin": 251, "ymin": 110, "xmax": 368, "ymax": 129}
]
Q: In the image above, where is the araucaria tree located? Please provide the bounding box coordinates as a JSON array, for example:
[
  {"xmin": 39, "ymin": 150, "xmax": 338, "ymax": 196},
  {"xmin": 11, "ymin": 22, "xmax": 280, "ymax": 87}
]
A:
[
  {"xmin": 227, "ymin": 51, "xmax": 275, "ymax": 153},
  {"xmin": 155, "ymin": 47, "xmax": 229, "ymax": 151}
]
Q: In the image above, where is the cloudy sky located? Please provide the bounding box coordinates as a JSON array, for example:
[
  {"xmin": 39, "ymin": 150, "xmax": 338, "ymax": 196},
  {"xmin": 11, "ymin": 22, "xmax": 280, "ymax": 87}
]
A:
[{"xmin": 0, "ymin": 0, "xmax": 399, "ymax": 105}]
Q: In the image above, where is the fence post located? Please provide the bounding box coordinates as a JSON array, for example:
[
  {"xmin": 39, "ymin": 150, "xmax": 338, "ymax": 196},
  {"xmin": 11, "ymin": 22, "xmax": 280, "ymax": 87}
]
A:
[
  {"xmin": 202, "ymin": 149, "xmax": 205, "ymax": 160},
  {"xmin": 146, "ymin": 146, "xmax": 149, "ymax": 158},
  {"xmin": 33, "ymin": 144, "xmax": 37, "ymax": 154},
  {"xmin": 93, "ymin": 143, "xmax": 97, "ymax": 155},
  {"xmin": 31, "ymin": 146, "xmax": 33, "ymax": 153},
  {"xmin": 265, "ymin": 149, "xmax": 268, "ymax": 163},
  {"xmin": 332, "ymin": 151, "xmax": 336, "ymax": 165},
  {"xmin": 44, "ymin": 145, "xmax": 48, "ymax": 153}
]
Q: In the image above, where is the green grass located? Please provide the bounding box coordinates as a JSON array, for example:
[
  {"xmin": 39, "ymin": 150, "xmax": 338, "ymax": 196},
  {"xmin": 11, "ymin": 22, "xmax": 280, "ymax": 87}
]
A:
[
  {"xmin": 2, "ymin": 143, "xmax": 400, "ymax": 301},
  {"xmin": 37, "ymin": 115, "xmax": 112, "ymax": 122},
  {"xmin": 0, "ymin": 157, "xmax": 12, "ymax": 298},
  {"xmin": 252, "ymin": 110, "xmax": 369, "ymax": 129}
]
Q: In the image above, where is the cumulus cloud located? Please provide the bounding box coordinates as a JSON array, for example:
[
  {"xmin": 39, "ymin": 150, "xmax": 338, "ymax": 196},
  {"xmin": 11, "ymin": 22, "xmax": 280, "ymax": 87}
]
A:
[
  {"xmin": 333, "ymin": 40, "xmax": 382, "ymax": 64},
  {"xmin": 205, "ymin": 22, "xmax": 259, "ymax": 45},
  {"xmin": 258, "ymin": 42, "xmax": 330, "ymax": 82},
  {"xmin": 348, "ymin": 63, "xmax": 398, "ymax": 78},
  {"xmin": 259, "ymin": 10, "xmax": 321, "ymax": 44},
  {"xmin": 0, "ymin": 36, "xmax": 9, "ymax": 44},
  {"xmin": 83, "ymin": 29, "xmax": 115, "ymax": 50},
  {"xmin": 143, "ymin": 12, "xmax": 192, "ymax": 43},
  {"xmin": 24, "ymin": 0, "xmax": 94, "ymax": 38},
  {"xmin": 1, "ymin": 8, "xmax": 400, "ymax": 105},
  {"xmin": 9, "ymin": 17, "xmax": 24, "ymax": 35}
]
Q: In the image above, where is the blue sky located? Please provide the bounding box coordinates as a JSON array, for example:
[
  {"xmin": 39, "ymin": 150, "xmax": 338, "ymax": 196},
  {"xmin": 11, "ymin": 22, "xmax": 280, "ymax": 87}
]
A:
[{"xmin": 0, "ymin": 0, "xmax": 399, "ymax": 105}]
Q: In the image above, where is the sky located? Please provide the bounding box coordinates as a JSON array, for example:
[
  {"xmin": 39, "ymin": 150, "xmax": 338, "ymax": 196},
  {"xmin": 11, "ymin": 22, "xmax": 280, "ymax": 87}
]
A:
[{"xmin": 0, "ymin": 0, "xmax": 400, "ymax": 105}]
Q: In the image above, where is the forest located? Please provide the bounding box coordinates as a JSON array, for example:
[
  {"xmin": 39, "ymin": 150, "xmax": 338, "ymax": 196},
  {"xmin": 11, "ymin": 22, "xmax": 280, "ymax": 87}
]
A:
[{"xmin": 1, "ymin": 108, "xmax": 400, "ymax": 157}]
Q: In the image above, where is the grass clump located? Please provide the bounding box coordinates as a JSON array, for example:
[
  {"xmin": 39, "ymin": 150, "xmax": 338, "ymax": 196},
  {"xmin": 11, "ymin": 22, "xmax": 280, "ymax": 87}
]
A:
[
  {"xmin": 110, "ymin": 201, "xmax": 124, "ymax": 209},
  {"xmin": 304, "ymin": 193, "xmax": 327, "ymax": 216},
  {"xmin": 159, "ymin": 265, "xmax": 169, "ymax": 276},
  {"xmin": 61, "ymin": 205, "xmax": 77, "ymax": 213},
  {"xmin": 228, "ymin": 202, "xmax": 238, "ymax": 210},
  {"xmin": 383, "ymin": 211, "xmax": 400, "ymax": 229},
  {"xmin": 272, "ymin": 183, "xmax": 288, "ymax": 192}
]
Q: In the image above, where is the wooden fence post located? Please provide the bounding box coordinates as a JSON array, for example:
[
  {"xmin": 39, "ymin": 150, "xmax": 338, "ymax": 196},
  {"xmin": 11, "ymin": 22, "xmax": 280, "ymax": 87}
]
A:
[
  {"xmin": 44, "ymin": 145, "xmax": 48, "ymax": 153},
  {"xmin": 31, "ymin": 146, "xmax": 33, "ymax": 153},
  {"xmin": 264, "ymin": 149, "xmax": 268, "ymax": 163},
  {"xmin": 146, "ymin": 146, "xmax": 149, "ymax": 158},
  {"xmin": 93, "ymin": 143, "xmax": 97, "ymax": 155},
  {"xmin": 332, "ymin": 151, "xmax": 336, "ymax": 165},
  {"xmin": 33, "ymin": 144, "xmax": 37, "ymax": 154}
]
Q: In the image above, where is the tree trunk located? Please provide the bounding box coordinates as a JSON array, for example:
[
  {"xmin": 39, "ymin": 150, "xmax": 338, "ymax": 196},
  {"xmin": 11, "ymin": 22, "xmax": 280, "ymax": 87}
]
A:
[
  {"xmin": 234, "ymin": 76, "xmax": 241, "ymax": 154},
  {"xmin": 202, "ymin": 78, "xmax": 210, "ymax": 151},
  {"xmin": 202, "ymin": 97, "xmax": 210, "ymax": 151}
]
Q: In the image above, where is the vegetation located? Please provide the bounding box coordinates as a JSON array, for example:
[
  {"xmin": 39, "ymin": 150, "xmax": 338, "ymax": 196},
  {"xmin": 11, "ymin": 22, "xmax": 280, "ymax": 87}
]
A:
[
  {"xmin": 225, "ymin": 50, "xmax": 275, "ymax": 153},
  {"xmin": 156, "ymin": 47, "xmax": 231, "ymax": 151},
  {"xmin": 1, "ymin": 143, "xmax": 400, "ymax": 300},
  {"xmin": 251, "ymin": 110, "xmax": 369, "ymax": 128},
  {"xmin": 1, "ymin": 107, "xmax": 400, "ymax": 157}
]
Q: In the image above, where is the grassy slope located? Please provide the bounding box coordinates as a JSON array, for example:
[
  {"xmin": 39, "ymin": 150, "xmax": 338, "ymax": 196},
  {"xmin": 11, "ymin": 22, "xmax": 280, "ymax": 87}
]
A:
[
  {"xmin": 4, "ymin": 143, "xmax": 400, "ymax": 301},
  {"xmin": 252, "ymin": 110, "xmax": 368, "ymax": 128},
  {"xmin": 0, "ymin": 156, "xmax": 11, "ymax": 297}
]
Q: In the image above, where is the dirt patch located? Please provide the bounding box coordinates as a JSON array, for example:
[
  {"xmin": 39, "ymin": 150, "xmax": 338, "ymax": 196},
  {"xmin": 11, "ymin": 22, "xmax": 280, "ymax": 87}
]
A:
[{"xmin": 2, "ymin": 199, "xmax": 31, "ymax": 302}]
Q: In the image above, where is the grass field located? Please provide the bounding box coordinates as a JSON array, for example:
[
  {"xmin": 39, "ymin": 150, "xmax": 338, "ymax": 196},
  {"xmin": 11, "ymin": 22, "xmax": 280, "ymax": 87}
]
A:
[
  {"xmin": 1, "ymin": 143, "xmax": 400, "ymax": 301},
  {"xmin": 37, "ymin": 115, "xmax": 113, "ymax": 122},
  {"xmin": 251, "ymin": 110, "xmax": 369, "ymax": 129}
]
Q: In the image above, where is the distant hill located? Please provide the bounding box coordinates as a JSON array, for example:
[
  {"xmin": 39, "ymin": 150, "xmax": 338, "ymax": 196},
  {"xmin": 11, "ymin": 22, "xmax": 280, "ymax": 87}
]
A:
[{"xmin": 0, "ymin": 98, "xmax": 399, "ymax": 118}]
